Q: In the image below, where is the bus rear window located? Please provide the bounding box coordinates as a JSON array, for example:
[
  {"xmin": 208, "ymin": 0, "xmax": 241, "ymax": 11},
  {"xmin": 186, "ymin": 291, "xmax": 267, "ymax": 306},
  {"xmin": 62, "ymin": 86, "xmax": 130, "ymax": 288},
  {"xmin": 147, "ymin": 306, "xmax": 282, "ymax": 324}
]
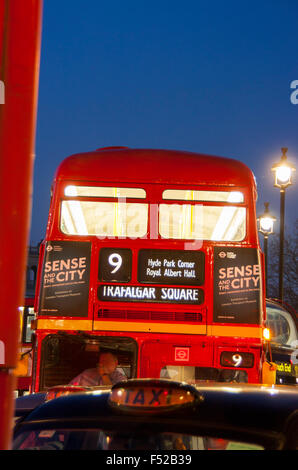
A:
[
  {"xmin": 61, "ymin": 201, "xmax": 148, "ymax": 237},
  {"xmin": 159, "ymin": 204, "xmax": 246, "ymax": 241}
]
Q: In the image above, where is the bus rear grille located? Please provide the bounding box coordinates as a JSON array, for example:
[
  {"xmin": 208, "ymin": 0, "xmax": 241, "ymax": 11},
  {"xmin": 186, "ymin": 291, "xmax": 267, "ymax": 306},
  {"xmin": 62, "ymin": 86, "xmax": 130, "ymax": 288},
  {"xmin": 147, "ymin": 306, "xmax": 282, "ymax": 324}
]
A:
[{"xmin": 97, "ymin": 309, "xmax": 202, "ymax": 322}]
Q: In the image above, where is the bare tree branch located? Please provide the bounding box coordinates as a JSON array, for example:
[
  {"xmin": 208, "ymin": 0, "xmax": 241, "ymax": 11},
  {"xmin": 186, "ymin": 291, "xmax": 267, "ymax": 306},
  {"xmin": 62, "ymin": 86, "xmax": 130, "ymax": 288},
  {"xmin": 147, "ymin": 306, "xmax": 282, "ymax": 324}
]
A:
[{"xmin": 266, "ymin": 219, "xmax": 298, "ymax": 310}]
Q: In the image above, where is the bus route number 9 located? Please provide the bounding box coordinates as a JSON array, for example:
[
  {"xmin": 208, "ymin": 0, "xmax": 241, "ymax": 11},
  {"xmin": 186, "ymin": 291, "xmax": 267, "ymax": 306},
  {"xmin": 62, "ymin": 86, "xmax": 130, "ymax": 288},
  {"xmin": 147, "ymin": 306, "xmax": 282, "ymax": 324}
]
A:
[
  {"xmin": 232, "ymin": 354, "xmax": 242, "ymax": 367},
  {"xmin": 99, "ymin": 248, "xmax": 132, "ymax": 282},
  {"xmin": 108, "ymin": 253, "xmax": 122, "ymax": 273}
]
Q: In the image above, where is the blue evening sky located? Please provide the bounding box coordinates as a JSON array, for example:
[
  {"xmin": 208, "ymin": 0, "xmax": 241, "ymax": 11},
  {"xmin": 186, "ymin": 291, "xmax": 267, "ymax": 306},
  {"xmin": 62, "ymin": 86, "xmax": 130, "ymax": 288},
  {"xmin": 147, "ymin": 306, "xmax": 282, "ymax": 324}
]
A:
[{"xmin": 31, "ymin": 0, "xmax": 298, "ymax": 245}]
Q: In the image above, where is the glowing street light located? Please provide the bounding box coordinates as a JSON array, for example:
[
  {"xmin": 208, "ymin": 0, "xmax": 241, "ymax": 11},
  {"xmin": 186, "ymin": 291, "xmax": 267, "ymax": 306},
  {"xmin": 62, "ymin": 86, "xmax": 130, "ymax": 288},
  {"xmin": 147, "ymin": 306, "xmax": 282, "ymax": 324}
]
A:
[
  {"xmin": 258, "ymin": 202, "xmax": 276, "ymax": 236},
  {"xmin": 257, "ymin": 202, "xmax": 276, "ymax": 292},
  {"xmin": 271, "ymin": 148, "xmax": 296, "ymax": 301},
  {"xmin": 272, "ymin": 147, "xmax": 296, "ymax": 189}
]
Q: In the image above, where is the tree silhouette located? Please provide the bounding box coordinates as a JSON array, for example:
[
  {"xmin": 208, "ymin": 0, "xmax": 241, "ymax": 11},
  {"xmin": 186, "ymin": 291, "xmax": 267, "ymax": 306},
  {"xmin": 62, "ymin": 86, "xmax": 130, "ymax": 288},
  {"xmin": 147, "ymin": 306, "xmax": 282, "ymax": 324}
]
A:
[{"xmin": 265, "ymin": 219, "xmax": 298, "ymax": 311}]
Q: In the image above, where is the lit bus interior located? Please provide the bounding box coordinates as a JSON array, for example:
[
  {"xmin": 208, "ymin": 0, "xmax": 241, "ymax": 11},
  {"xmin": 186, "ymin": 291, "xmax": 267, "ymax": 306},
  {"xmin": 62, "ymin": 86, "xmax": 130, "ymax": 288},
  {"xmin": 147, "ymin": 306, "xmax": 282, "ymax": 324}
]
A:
[{"xmin": 60, "ymin": 186, "xmax": 246, "ymax": 241}]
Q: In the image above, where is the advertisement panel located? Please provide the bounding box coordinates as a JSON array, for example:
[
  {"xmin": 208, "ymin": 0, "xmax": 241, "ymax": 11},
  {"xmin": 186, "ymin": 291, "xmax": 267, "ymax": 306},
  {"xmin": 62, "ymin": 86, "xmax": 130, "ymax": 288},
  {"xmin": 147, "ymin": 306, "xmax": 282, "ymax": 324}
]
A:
[
  {"xmin": 38, "ymin": 241, "xmax": 91, "ymax": 317},
  {"xmin": 213, "ymin": 247, "xmax": 261, "ymax": 324}
]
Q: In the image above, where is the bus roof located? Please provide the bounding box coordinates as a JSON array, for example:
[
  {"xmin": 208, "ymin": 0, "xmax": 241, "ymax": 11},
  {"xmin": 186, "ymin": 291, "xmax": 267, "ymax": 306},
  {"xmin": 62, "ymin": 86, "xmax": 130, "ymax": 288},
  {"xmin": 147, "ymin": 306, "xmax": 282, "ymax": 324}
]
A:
[{"xmin": 54, "ymin": 148, "xmax": 256, "ymax": 189}]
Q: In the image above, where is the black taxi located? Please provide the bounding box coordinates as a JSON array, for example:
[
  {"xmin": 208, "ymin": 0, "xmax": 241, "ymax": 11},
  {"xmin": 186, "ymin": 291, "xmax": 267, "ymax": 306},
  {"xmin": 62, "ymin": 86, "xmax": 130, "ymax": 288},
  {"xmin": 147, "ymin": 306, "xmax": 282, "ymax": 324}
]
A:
[
  {"xmin": 13, "ymin": 379, "xmax": 298, "ymax": 451},
  {"xmin": 265, "ymin": 299, "xmax": 298, "ymax": 385}
]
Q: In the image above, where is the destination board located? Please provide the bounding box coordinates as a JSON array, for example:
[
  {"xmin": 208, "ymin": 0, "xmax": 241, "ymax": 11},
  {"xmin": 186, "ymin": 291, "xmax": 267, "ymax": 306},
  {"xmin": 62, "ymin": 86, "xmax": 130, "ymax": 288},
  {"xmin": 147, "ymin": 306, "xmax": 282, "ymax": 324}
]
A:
[
  {"xmin": 98, "ymin": 285, "xmax": 204, "ymax": 305},
  {"xmin": 138, "ymin": 249, "xmax": 205, "ymax": 285}
]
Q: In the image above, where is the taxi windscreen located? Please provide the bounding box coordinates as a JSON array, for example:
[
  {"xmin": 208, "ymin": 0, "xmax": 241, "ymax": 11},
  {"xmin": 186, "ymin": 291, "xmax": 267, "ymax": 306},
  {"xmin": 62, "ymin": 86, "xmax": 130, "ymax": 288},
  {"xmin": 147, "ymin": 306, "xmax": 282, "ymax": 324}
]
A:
[{"xmin": 13, "ymin": 429, "xmax": 264, "ymax": 451}]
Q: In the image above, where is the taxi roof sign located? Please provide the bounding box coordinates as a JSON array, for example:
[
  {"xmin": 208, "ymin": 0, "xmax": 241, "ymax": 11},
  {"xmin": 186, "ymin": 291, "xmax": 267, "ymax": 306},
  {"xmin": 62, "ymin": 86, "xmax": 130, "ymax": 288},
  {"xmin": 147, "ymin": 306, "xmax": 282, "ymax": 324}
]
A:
[{"xmin": 108, "ymin": 379, "xmax": 203, "ymax": 414}]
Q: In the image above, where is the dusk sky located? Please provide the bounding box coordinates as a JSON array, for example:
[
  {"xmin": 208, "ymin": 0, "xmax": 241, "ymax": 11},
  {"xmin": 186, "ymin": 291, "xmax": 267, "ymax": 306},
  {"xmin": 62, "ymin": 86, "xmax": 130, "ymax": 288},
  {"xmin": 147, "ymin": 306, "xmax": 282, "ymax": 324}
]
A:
[{"xmin": 31, "ymin": 0, "xmax": 298, "ymax": 246}]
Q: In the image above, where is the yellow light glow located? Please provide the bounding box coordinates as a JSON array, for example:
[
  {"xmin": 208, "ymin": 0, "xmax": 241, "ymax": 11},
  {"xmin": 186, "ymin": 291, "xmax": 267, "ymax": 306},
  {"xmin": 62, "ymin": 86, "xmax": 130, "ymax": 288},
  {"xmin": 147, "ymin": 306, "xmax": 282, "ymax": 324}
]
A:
[
  {"xmin": 263, "ymin": 328, "xmax": 271, "ymax": 341},
  {"xmin": 229, "ymin": 191, "xmax": 244, "ymax": 203},
  {"xmin": 276, "ymin": 165, "xmax": 292, "ymax": 184},
  {"xmin": 64, "ymin": 185, "xmax": 78, "ymax": 196},
  {"xmin": 271, "ymin": 148, "xmax": 296, "ymax": 188},
  {"xmin": 259, "ymin": 217, "xmax": 274, "ymax": 232}
]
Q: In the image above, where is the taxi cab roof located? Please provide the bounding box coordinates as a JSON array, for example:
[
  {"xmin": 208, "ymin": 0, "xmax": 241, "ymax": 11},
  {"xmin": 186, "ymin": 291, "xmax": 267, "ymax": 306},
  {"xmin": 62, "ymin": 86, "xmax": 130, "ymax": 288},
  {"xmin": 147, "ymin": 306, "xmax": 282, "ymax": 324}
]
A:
[
  {"xmin": 14, "ymin": 380, "xmax": 298, "ymax": 450},
  {"xmin": 54, "ymin": 147, "xmax": 256, "ymax": 189}
]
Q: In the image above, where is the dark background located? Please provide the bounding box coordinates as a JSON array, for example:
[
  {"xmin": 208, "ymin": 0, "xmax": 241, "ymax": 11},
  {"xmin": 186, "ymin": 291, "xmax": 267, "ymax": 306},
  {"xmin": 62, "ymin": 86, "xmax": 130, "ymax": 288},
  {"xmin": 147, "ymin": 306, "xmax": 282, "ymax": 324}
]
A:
[{"xmin": 30, "ymin": 0, "xmax": 298, "ymax": 246}]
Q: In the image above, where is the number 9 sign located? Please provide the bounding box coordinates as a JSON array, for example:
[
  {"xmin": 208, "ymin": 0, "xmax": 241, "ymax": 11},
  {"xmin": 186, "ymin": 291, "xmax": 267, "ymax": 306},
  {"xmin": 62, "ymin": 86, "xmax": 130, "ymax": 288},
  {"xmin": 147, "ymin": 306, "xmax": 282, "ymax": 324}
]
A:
[
  {"xmin": 108, "ymin": 253, "xmax": 123, "ymax": 273},
  {"xmin": 232, "ymin": 354, "xmax": 242, "ymax": 367},
  {"xmin": 99, "ymin": 248, "xmax": 132, "ymax": 282}
]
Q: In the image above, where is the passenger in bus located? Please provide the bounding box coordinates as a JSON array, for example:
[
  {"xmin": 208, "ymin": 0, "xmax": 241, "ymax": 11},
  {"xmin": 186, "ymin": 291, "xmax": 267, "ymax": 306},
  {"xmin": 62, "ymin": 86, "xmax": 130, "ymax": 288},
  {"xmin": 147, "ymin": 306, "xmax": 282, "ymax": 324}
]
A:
[{"xmin": 69, "ymin": 351, "xmax": 127, "ymax": 386}]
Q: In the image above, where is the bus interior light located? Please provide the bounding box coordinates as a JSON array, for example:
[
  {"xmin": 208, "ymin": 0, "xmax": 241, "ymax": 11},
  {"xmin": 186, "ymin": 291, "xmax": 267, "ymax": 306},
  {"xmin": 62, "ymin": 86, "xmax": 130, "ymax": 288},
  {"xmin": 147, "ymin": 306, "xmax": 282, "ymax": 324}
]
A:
[{"xmin": 64, "ymin": 185, "xmax": 78, "ymax": 196}]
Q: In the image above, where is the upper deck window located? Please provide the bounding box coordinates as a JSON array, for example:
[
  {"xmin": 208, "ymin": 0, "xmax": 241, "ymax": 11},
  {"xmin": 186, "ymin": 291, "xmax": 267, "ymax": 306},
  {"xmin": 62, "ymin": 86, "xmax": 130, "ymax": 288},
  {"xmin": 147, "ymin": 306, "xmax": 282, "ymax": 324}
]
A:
[
  {"xmin": 64, "ymin": 185, "xmax": 146, "ymax": 199},
  {"xmin": 162, "ymin": 189, "xmax": 244, "ymax": 203},
  {"xmin": 60, "ymin": 185, "xmax": 245, "ymax": 241},
  {"xmin": 61, "ymin": 186, "xmax": 147, "ymax": 237},
  {"xmin": 159, "ymin": 204, "xmax": 246, "ymax": 241},
  {"xmin": 61, "ymin": 201, "xmax": 148, "ymax": 237}
]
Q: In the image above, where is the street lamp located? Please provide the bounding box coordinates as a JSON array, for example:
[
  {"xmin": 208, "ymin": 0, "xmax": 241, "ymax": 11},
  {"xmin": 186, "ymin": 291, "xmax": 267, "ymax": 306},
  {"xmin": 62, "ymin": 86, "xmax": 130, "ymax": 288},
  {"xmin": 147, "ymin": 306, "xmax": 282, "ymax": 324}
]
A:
[
  {"xmin": 271, "ymin": 148, "xmax": 296, "ymax": 301},
  {"xmin": 257, "ymin": 202, "xmax": 276, "ymax": 292}
]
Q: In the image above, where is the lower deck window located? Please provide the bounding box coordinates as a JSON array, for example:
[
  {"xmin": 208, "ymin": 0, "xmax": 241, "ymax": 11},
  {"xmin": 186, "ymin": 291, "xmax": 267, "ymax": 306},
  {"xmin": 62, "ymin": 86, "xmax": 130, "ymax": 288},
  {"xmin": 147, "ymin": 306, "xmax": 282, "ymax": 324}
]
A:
[
  {"xmin": 39, "ymin": 334, "xmax": 137, "ymax": 391},
  {"xmin": 13, "ymin": 429, "xmax": 263, "ymax": 450}
]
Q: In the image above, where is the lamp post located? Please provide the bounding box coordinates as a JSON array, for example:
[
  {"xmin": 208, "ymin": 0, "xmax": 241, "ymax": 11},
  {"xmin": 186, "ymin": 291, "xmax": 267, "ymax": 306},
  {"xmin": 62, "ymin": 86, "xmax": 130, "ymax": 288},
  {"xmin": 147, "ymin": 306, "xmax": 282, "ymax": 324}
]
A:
[
  {"xmin": 257, "ymin": 202, "xmax": 276, "ymax": 293},
  {"xmin": 271, "ymin": 148, "xmax": 296, "ymax": 301}
]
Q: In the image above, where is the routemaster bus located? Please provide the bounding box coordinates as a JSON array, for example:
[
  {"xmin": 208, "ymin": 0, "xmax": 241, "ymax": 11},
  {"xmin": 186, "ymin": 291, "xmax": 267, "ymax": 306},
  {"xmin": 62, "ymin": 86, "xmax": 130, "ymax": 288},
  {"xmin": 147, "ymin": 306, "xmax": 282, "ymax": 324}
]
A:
[{"xmin": 31, "ymin": 147, "xmax": 272, "ymax": 392}]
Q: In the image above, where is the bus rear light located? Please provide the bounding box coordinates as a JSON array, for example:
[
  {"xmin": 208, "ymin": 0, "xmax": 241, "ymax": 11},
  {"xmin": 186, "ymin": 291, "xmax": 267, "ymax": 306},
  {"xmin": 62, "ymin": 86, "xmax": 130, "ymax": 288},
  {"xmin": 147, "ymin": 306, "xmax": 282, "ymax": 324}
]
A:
[{"xmin": 220, "ymin": 351, "xmax": 254, "ymax": 368}]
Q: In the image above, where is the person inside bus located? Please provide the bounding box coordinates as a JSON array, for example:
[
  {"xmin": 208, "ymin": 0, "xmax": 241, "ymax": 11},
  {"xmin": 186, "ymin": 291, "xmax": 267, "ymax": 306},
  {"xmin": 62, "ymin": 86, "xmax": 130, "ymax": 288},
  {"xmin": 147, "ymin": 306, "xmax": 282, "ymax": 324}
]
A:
[{"xmin": 69, "ymin": 351, "xmax": 127, "ymax": 386}]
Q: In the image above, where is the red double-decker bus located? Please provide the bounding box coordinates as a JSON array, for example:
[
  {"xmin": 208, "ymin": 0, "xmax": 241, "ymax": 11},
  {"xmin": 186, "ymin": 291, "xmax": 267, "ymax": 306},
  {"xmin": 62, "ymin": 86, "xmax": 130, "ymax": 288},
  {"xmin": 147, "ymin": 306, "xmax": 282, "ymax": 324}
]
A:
[{"xmin": 31, "ymin": 147, "xmax": 271, "ymax": 392}]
